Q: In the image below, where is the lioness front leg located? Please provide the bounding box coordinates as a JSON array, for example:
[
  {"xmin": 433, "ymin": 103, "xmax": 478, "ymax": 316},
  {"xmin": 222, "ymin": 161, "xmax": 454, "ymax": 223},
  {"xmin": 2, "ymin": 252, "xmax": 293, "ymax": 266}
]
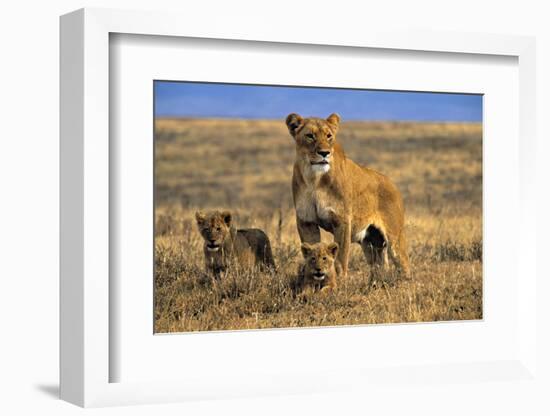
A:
[
  {"xmin": 297, "ymin": 219, "xmax": 321, "ymax": 244},
  {"xmin": 334, "ymin": 221, "xmax": 351, "ymax": 278}
]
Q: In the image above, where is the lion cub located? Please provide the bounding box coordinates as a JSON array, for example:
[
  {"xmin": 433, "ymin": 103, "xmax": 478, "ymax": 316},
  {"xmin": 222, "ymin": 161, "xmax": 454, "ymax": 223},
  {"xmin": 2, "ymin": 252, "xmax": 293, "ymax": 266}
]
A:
[
  {"xmin": 294, "ymin": 242, "xmax": 340, "ymax": 294},
  {"xmin": 195, "ymin": 210, "xmax": 275, "ymax": 277}
]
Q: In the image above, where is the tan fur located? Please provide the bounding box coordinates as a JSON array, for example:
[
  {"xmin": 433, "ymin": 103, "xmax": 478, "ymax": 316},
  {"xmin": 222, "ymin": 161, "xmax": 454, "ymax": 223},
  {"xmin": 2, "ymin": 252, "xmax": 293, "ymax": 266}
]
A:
[
  {"xmin": 195, "ymin": 210, "xmax": 275, "ymax": 277},
  {"xmin": 294, "ymin": 242, "xmax": 339, "ymax": 294},
  {"xmin": 286, "ymin": 113, "xmax": 410, "ymax": 278}
]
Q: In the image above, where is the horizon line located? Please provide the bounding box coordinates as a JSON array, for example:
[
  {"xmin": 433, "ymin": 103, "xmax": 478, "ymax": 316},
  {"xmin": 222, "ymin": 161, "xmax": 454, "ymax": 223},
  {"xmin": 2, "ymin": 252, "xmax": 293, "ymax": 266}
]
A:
[{"xmin": 154, "ymin": 115, "xmax": 483, "ymax": 124}]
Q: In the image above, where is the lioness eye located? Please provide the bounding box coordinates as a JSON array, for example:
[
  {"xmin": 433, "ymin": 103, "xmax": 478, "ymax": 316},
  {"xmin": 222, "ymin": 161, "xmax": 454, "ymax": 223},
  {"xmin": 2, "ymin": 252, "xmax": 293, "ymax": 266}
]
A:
[
  {"xmin": 305, "ymin": 133, "xmax": 315, "ymax": 140},
  {"xmin": 327, "ymin": 133, "xmax": 333, "ymax": 139},
  {"xmin": 323, "ymin": 256, "xmax": 327, "ymax": 260},
  {"xmin": 216, "ymin": 227, "xmax": 221, "ymax": 231}
]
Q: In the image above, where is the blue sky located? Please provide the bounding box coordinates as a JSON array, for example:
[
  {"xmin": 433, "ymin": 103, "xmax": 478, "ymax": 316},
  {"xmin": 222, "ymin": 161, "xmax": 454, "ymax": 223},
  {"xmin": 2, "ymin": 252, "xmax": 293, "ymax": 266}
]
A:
[{"xmin": 154, "ymin": 81, "xmax": 482, "ymax": 122}]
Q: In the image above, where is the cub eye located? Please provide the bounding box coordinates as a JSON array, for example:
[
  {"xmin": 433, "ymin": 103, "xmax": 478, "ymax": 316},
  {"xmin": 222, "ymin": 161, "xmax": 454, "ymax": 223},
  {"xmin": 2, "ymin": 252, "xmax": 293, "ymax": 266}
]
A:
[
  {"xmin": 305, "ymin": 133, "xmax": 315, "ymax": 140},
  {"xmin": 322, "ymin": 256, "xmax": 327, "ymax": 260},
  {"xmin": 327, "ymin": 133, "xmax": 333, "ymax": 140},
  {"xmin": 216, "ymin": 227, "xmax": 221, "ymax": 231}
]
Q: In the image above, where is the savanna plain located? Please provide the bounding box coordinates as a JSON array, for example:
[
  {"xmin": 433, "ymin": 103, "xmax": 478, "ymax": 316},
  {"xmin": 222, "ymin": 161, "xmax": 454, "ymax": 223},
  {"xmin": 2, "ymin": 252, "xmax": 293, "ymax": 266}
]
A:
[{"xmin": 154, "ymin": 118, "xmax": 482, "ymax": 332}]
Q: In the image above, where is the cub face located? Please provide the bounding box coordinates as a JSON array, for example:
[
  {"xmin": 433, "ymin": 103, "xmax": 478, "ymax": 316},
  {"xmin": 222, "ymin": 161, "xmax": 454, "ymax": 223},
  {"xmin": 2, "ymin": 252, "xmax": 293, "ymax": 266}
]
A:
[
  {"xmin": 301, "ymin": 242, "xmax": 339, "ymax": 281},
  {"xmin": 286, "ymin": 113, "xmax": 340, "ymax": 174},
  {"xmin": 195, "ymin": 210, "xmax": 232, "ymax": 252}
]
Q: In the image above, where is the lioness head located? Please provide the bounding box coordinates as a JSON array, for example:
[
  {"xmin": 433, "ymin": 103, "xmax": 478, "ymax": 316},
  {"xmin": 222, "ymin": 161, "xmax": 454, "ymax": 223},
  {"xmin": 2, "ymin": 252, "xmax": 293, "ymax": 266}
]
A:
[
  {"xmin": 301, "ymin": 242, "xmax": 339, "ymax": 281},
  {"xmin": 195, "ymin": 210, "xmax": 232, "ymax": 252},
  {"xmin": 286, "ymin": 113, "xmax": 341, "ymax": 174}
]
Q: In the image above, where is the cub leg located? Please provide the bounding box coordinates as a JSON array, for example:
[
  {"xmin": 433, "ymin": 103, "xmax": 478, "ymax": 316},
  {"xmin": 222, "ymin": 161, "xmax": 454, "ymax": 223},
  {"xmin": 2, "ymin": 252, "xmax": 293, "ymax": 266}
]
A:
[
  {"xmin": 261, "ymin": 238, "xmax": 276, "ymax": 270},
  {"xmin": 320, "ymin": 284, "xmax": 335, "ymax": 294},
  {"xmin": 320, "ymin": 274, "xmax": 337, "ymax": 293}
]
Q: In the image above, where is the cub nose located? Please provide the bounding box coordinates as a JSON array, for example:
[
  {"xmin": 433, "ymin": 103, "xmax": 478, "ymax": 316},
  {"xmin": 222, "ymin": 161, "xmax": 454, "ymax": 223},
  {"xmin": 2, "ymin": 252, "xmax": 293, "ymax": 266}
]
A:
[{"xmin": 317, "ymin": 150, "xmax": 330, "ymax": 158}]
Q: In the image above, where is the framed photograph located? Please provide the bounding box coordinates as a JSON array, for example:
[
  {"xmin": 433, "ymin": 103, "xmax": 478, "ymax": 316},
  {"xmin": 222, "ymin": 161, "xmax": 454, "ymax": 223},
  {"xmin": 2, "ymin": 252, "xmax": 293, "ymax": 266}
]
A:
[
  {"xmin": 152, "ymin": 81, "xmax": 484, "ymax": 334},
  {"xmin": 60, "ymin": 8, "xmax": 538, "ymax": 408}
]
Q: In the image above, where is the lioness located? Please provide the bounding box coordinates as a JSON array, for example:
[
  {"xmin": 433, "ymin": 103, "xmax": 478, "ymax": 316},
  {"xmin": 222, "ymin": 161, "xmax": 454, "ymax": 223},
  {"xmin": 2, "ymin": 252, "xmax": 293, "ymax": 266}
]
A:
[
  {"xmin": 286, "ymin": 113, "xmax": 410, "ymax": 278},
  {"xmin": 294, "ymin": 242, "xmax": 339, "ymax": 294},
  {"xmin": 195, "ymin": 210, "xmax": 275, "ymax": 277}
]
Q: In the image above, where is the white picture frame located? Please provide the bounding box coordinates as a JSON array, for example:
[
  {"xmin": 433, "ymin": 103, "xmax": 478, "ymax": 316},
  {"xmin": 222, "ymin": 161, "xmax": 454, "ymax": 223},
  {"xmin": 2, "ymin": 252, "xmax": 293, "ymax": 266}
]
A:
[{"xmin": 60, "ymin": 7, "xmax": 538, "ymax": 408}]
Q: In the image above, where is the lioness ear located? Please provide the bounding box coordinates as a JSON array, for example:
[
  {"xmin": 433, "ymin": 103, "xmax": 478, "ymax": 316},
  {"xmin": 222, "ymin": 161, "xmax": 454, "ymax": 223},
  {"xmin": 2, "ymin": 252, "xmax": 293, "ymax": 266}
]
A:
[
  {"xmin": 326, "ymin": 113, "xmax": 341, "ymax": 133},
  {"xmin": 327, "ymin": 242, "xmax": 339, "ymax": 258},
  {"xmin": 220, "ymin": 211, "xmax": 232, "ymax": 227},
  {"xmin": 285, "ymin": 113, "xmax": 304, "ymax": 138},
  {"xmin": 195, "ymin": 211, "xmax": 206, "ymax": 225},
  {"xmin": 301, "ymin": 243, "xmax": 313, "ymax": 258}
]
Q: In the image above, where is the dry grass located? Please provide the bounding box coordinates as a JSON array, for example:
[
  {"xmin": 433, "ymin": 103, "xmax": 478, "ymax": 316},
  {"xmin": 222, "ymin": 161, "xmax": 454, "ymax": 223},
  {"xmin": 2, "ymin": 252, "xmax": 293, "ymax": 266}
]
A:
[{"xmin": 154, "ymin": 118, "xmax": 482, "ymax": 333}]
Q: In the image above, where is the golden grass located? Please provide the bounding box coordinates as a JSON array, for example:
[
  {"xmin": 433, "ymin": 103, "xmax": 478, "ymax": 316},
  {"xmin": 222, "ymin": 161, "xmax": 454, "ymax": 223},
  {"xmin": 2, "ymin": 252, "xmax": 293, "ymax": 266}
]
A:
[{"xmin": 154, "ymin": 118, "xmax": 482, "ymax": 333}]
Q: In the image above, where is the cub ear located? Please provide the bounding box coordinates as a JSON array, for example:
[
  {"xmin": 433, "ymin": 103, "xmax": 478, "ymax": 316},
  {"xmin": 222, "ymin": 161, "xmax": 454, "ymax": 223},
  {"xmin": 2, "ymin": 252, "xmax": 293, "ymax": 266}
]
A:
[
  {"xmin": 301, "ymin": 243, "xmax": 313, "ymax": 258},
  {"xmin": 285, "ymin": 113, "xmax": 304, "ymax": 138},
  {"xmin": 220, "ymin": 210, "xmax": 232, "ymax": 227},
  {"xmin": 327, "ymin": 242, "xmax": 339, "ymax": 258},
  {"xmin": 195, "ymin": 211, "xmax": 206, "ymax": 225},
  {"xmin": 326, "ymin": 113, "xmax": 341, "ymax": 132}
]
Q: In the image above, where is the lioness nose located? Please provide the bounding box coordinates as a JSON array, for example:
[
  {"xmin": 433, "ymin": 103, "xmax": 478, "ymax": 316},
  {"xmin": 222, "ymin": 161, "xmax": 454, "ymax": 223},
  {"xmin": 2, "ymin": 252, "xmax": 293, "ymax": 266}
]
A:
[{"xmin": 317, "ymin": 150, "xmax": 330, "ymax": 158}]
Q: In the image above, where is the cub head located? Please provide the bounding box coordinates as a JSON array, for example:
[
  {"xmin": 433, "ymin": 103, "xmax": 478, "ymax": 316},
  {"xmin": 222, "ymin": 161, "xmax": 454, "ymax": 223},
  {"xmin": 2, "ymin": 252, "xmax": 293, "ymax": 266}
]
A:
[
  {"xmin": 195, "ymin": 210, "xmax": 232, "ymax": 252},
  {"xmin": 286, "ymin": 113, "xmax": 341, "ymax": 174},
  {"xmin": 301, "ymin": 242, "xmax": 339, "ymax": 281}
]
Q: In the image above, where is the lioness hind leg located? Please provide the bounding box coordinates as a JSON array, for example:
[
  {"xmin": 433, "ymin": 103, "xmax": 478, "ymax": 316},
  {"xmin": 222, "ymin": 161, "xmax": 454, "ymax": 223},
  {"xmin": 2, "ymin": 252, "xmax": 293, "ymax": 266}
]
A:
[
  {"xmin": 388, "ymin": 233, "xmax": 411, "ymax": 279},
  {"xmin": 361, "ymin": 242, "xmax": 388, "ymax": 285},
  {"xmin": 361, "ymin": 242, "xmax": 376, "ymax": 265},
  {"xmin": 360, "ymin": 225, "xmax": 389, "ymax": 282},
  {"xmin": 361, "ymin": 243, "xmax": 388, "ymax": 267}
]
